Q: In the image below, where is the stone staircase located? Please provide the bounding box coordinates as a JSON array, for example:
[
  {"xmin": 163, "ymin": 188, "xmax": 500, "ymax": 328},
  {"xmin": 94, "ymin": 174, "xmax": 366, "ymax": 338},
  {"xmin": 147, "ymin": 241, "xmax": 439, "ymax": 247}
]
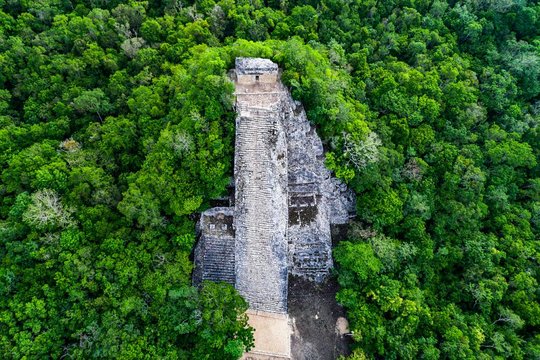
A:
[
  {"xmin": 234, "ymin": 98, "xmax": 288, "ymax": 314},
  {"xmin": 200, "ymin": 235, "xmax": 236, "ymax": 285}
]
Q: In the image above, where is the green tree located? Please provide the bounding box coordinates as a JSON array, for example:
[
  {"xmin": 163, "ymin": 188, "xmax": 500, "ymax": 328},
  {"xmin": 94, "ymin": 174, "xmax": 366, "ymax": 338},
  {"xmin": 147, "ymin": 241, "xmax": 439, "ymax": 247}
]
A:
[{"xmin": 72, "ymin": 89, "xmax": 113, "ymax": 122}]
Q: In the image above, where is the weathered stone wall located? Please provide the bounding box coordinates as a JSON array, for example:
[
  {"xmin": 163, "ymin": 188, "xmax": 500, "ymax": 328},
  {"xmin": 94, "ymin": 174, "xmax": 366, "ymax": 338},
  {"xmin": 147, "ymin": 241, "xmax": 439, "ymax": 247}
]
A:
[
  {"xmin": 281, "ymin": 90, "xmax": 333, "ymax": 282},
  {"xmin": 237, "ymin": 73, "xmax": 279, "ymax": 85},
  {"xmin": 281, "ymin": 89, "xmax": 356, "ymax": 281},
  {"xmin": 282, "ymin": 94, "xmax": 356, "ymax": 227},
  {"xmin": 235, "ymin": 57, "xmax": 280, "ymax": 85}
]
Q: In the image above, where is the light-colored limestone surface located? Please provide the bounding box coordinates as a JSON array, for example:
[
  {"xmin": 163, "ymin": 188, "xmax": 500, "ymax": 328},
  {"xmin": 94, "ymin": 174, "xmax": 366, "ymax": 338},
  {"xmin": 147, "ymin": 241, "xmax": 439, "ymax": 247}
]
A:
[{"xmin": 242, "ymin": 310, "xmax": 291, "ymax": 360}]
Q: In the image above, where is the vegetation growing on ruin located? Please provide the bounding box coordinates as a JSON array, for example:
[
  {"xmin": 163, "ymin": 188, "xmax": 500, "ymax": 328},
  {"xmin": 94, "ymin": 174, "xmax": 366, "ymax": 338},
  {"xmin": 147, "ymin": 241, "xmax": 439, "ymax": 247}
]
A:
[{"xmin": 0, "ymin": 0, "xmax": 539, "ymax": 359}]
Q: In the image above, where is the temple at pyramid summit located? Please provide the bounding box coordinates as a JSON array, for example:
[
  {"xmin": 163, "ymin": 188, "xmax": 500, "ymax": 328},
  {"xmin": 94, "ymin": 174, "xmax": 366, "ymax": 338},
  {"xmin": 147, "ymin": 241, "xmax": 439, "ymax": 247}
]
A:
[{"xmin": 193, "ymin": 58, "xmax": 355, "ymax": 359}]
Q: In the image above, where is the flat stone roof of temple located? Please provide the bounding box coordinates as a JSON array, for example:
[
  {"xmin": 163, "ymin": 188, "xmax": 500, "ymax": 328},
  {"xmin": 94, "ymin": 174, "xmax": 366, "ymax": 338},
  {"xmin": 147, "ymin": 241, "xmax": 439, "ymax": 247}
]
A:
[{"xmin": 235, "ymin": 57, "xmax": 278, "ymax": 75}]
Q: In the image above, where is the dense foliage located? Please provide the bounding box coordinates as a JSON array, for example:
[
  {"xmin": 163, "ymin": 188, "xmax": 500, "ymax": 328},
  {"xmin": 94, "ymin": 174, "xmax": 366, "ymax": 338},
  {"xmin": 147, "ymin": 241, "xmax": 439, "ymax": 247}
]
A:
[{"xmin": 0, "ymin": 0, "xmax": 539, "ymax": 359}]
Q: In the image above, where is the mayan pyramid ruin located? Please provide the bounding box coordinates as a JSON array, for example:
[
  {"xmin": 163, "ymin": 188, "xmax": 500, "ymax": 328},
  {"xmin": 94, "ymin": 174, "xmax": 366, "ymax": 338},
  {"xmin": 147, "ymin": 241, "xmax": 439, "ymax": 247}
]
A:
[{"xmin": 193, "ymin": 58, "xmax": 355, "ymax": 359}]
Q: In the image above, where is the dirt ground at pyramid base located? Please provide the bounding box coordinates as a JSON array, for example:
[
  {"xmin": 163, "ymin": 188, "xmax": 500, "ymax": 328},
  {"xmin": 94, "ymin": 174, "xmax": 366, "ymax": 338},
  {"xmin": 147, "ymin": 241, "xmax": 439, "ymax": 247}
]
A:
[{"xmin": 288, "ymin": 275, "xmax": 352, "ymax": 360}]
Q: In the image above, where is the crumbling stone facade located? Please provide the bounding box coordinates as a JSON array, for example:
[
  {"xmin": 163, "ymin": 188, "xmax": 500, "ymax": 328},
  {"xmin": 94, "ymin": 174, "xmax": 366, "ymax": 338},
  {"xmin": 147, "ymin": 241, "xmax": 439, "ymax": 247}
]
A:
[{"xmin": 194, "ymin": 58, "xmax": 355, "ymax": 314}]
